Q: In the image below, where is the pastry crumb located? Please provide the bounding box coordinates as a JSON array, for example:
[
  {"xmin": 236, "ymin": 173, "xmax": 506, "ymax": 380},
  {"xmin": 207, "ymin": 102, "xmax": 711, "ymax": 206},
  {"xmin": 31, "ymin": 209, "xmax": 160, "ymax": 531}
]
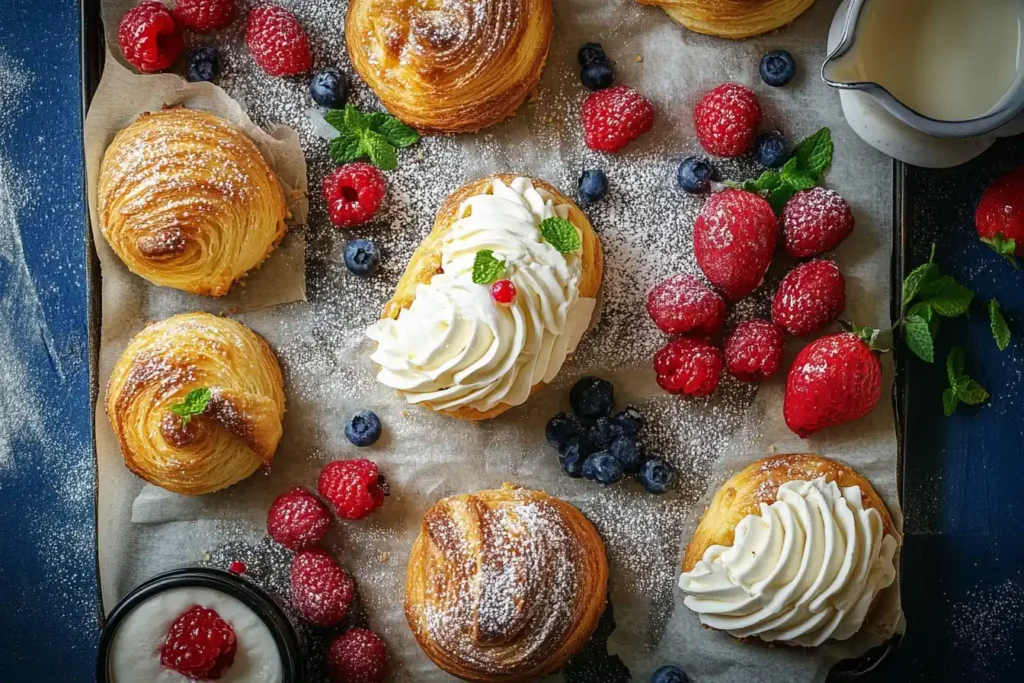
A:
[{"xmin": 635, "ymin": 54, "xmax": 643, "ymax": 62}]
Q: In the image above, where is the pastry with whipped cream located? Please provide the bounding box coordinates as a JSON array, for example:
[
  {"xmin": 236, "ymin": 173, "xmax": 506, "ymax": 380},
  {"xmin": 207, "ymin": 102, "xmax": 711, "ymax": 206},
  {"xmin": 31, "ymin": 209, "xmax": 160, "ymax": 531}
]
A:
[
  {"xmin": 679, "ymin": 454, "xmax": 899, "ymax": 647},
  {"xmin": 366, "ymin": 174, "xmax": 602, "ymax": 420}
]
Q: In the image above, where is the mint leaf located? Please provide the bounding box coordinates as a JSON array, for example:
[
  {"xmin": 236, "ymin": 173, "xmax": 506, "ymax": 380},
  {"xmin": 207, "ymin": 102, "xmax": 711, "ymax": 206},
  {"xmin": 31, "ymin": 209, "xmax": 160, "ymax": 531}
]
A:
[
  {"xmin": 946, "ymin": 346, "xmax": 965, "ymax": 385},
  {"xmin": 472, "ymin": 250, "xmax": 506, "ymax": 285},
  {"xmin": 343, "ymin": 105, "xmax": 368, "ymax": 132},
  {"xmin": 958, "ymin": 380, "xmax": 990, "ymax": 405},
  {"xmin": 902, "ymin": 262, "xmax": 939, "ymax": 308},
  {"xmin": 364, "ymin": 112, "xmax": 392, "ymax": 130},
  {"xmin": 779, "ymin": 157, "xmax": 816, "ymax": 191},
  {"xmin": 329, "ymin": 129, "xmax": 363, "ymax": 164},
  {"xmin": 904, "ymin": 314, "xmax": 934, "ymax": 362},
  {"xmin": 920, "ymin": 276, "xmax": 974, "ymax": 317},
  {"xmin": 792, "ymin": 128, "xmax": 834, "ymax": 180},
  {"xmin": 359, "ymin": 130, "xmax": 398, "ymax": 171},
  {"xmin": 539, "ymin": 217, "xmax": 582, "ymax": 253},
  {"xmin": 981, "ymin": 233, "xmax": 1020, "ymax": 269},
  {"xmin": 943, "ymin": 346, "xmax": 989, "ymax": 416},
  {"xmin": 170, "ymin": 387, "xmax": 211, "ymax": 427},
  {"xmin": 942, "ymin": 388, "xmax": 959, "ymax": 417},
  {"xmin": 989, "ymin": 299, "xmax": 1011, "ymax": 351},
  {"xmin": 323, "ymin": 109, "xmax": 348, "ymax": 131},
  {"xmin": 375, "ymin": 117, "xmax": 419, "ymax": 147}
]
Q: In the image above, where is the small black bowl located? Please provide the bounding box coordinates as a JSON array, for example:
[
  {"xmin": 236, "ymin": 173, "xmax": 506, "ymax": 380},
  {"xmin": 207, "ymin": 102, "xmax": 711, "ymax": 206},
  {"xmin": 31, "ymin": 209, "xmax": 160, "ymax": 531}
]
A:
[{"xmin": 96, "ymin": 567, "xmax": 305, "ymax": 682}]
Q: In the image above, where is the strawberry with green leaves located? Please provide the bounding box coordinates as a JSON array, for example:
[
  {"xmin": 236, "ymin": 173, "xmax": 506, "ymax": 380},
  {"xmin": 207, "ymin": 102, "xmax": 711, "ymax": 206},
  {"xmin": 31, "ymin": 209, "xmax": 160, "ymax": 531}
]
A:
[{"xmin": 976, "ymin": 167, "xmax": 1024, "ymax": 268}]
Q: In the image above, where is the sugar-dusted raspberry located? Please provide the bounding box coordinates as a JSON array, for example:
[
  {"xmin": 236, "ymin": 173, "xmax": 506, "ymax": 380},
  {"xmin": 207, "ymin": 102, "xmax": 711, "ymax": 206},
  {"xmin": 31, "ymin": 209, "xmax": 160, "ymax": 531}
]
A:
[
  {"xmin": 694, "ymin": 83, "xmax": 762, "ymax": 157},
  {"xmin": 318, "ymin": 459, "xmax": 388, "ymax": 520},
  {"xmin": 654, "ymin": 337, "xmax": 724, "ymax": 397},
  {"xmin": 266, "ymin": 487, "xmax": 331, "ymax": 551},
  {"xmin": 173, "ymin": 0, "xmax": 235, "ymax": 32},
  {"xmin": 582, "ymin": 85, "xmax": 655, "ymax": 153},
  {"xmin": 772, "ymin": 260, "xmax": 846, "ymax": 336},
  {"xmin": 160, "ymin": 606, "xmax": 237, "ymax": 680},
  {"xmin": 323, "ymin": 163, "xmax": 387, "ymax": 228},
  {"xmin": 693, "ymin": 188, "xmax": 777, "ymax": 301},
  {"xmin": 118, "ymin": 2, "xmax": 184, "ymax": 74},
  {"xmin": 781, "ymin": 187, "xmax": 855, "ymax": 259},
  {"xmin": 646, "ymin": 273, "xmax": 726, "ymax": 336},
  {"xmin": 245, "ymin": 5, "xmax": 312, "ymax": 77},
  {"xmin": 290, "ymin": 548, "xmax": 355, "ymax": 627},
  {"xmin": 724, "ymin": 320, "xmax": 785, "ymax": 382},
  {"xmin": 327, "ymin": 629, "xmax": 389, "ymax": 683}
]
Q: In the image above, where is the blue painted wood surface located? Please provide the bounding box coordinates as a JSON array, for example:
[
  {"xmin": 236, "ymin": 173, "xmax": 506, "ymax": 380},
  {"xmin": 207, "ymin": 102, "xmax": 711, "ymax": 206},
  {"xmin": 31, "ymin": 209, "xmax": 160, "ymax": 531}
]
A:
[{"xmin": 1, "ymin": 0, "xmax": 1022, "ymax": 680}]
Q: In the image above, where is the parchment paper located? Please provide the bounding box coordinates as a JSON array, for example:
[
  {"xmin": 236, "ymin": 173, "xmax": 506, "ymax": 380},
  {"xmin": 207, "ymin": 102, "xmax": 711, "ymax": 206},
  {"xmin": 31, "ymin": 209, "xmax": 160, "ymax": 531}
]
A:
[{"xmin": 93, "ymin": 1, "xmax": 902, "ymax": 681}]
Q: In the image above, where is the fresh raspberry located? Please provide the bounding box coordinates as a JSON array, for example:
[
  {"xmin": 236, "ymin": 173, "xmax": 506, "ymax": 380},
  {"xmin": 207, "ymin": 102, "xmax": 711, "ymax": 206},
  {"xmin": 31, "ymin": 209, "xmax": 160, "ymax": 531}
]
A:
[
  {"xmin": 784, "ymin": 330, "xmax": 882, "ymax": 437},
  {"xmin": 290, "ymin": 548, "xmax": 355, "ymax": 626},
  {"xmin": 173, "ymin": 0, "xmax": 235, "ymax": 32},
  {"xmin": 581, "ymin": 85, "xmax": 655, "ymax": 153},
  {"xmin": 772, "ymin": 260, "xmax": 846, "ymax": 336},
  {"xmin": 654, "ymin": 337, "xmax": 724, "ymax": 397},
  {"xmin": 160, "ymin": 606, "xmax": 237, "ymax": 680},
  {"xmin": 694, "ymin": 83, "xmax": 763, "ymax": 157},
  {"xmin": 267, "ymin": 486, "xmax": 331, "ymax": 551},
  {"xmin": 646, "ymin": 273, "xmax": 726, "ymax": 336},
  {"xmin": 724, "ymin": 320, "xmax": 784, "ymax": 382},
  {"xmin": 327, "ymin": 629, "xmax": 389, "ymax": 683},
  {"xmin": 781, "ymin": 187, "xmax": 855, "ymax": 259},
  {"xmin": 318, "ymin": 459, "xmax": 388, "ymax": 520},
  {"xmin": 976, "ymin": 167, "xmax": 1024, "ymax": 257},
  {"xmin": 323, "ymin": 163, "xmax": 387, "ymax": 228},
  {"xmin": 118, "ymin": 2, "xmax": 185, "ymax": 73},
  {"xmin": 245, "ymin": 5, "xmax": 312, "ymax": 76},
  {"xmin": 693, "ymin": 189, "xmax": 777, "ymax": 301}
]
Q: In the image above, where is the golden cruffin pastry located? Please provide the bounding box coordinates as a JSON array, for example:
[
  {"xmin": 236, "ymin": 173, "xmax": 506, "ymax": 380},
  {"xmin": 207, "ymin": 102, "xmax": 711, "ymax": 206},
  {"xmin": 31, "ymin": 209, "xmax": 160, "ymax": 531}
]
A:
[
  {"xmin": 405, "ymin": 484, "xmax": 609, "ymax": 682},
  {"xmin": 97, "ymin": 107, "xmax": 289, "ymax": 297},
  {"xmin": 105, "ymin": 312, "xmax": 285, "ymax": 496},
  {"xmin": 636, "ymin": 0, "xmax": 818, "ymax": 39},
  {"xmin": 371, "ymin": 174, "xmax": 602, "ymax": 421},
  {"xmin": 345, "ymin": 0, "xmax": 553, "ymax": 132}
]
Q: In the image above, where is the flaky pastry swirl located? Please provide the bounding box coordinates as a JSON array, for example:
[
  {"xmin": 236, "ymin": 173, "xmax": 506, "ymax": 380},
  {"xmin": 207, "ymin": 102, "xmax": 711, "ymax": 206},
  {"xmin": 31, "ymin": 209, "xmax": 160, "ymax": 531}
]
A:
[
  {"xmin": 636, "ymin": 0, "xmax": 818, "ymax": 39},
  {"xmin": 105, "ymin": 312, "xmax": 285, "ymax": 495},
  {"xmin": 97, "ymin": 108, "xmax": 289, "ymax": 296},
  {"xmin": 345, "ymin": 0, "xmax": 553, "ymax": 132},
  {"xmin": 405, "ymin": 484, "xmax": 608, "ymax": 682}
]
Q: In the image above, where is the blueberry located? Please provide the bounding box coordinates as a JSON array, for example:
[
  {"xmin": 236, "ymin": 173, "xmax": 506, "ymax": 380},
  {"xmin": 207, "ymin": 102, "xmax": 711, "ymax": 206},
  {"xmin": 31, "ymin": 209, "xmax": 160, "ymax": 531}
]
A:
[
  {"xmin": 309, "ymin": 67, "xmax": 349, "ymax": 108},
  {"xmin": 608, "ymin": 436, "xmax": 643, "ymax": 474},
  {"xmin": 587, "ymin": 417, "xmax": 623, "ymax": 450},
  {"xmin": 560, "ymin": 434, "xmax": 594, "ymax": 460},
  {"xmin": 582, "ymin": 451, "xmax": 624, "ymax": 485},
  {"xmin": 578, "ymin": 169, "xmax": 609, "ymax": 203},
  {"xmin": 581, "ymin": 61, "xmax": 615, "ymax": 91},
  {"xmin": 651, "ymin": 665, "xmax": 690, "ymax": 683},
  {"xmin": 755, "ymin": 130, "xmax": 788, "ymax": 168},
  {"xmin": 344, "ymin": 239, "xmax": 380, "ymax": 277},
  {"xmin": 345, "ymin": 410, "xmax": 382, "ymax": 447},
  {"xmin": 546, "ymin": 411, "xmax": 583, "ymax": 449},
  {"xmin": 676, "ymin": 156, "xmax": 714, "ymax": 194},
  {"xmin": 640, "ymin": 457, "xmax": 676, "ymax": 494},
  {"xmin": 186, "ymin": 47, "xmax": 221, "ymax": 83},
  {"xmin": 612, "ymin": 406, "xmax": 644, "ymax": 437},
  {"xmin": 578, "ymin": 42, "xmax": 608, "ymax": 67},
  {"xmin": 760, "ymin": 49, "xmax": 796, "ymax": 87},
  {"xmin": 559, "ymin": 446, "xmax": 587, "ymax": 478},
  {"xmin": 570, "ymin": 376, "xmax": 614, "ymax": 420}
]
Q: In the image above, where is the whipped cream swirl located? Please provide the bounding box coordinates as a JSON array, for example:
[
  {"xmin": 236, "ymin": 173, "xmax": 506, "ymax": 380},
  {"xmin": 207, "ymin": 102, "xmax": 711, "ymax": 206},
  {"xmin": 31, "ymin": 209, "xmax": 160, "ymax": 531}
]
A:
[
  {"xmin": 679, "ymin": 476, "xmax": 898, "ymax": 647},
  {"xmin": 367, "ymin": 177, "xmax": 595, "ymax": 413}
]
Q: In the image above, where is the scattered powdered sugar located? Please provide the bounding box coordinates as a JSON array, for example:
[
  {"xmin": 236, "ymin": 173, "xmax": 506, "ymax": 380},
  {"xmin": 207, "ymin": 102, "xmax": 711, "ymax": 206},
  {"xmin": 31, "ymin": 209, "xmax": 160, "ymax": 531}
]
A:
[{"xmin": 949, "ymin": 577, "xmax": 1024, "ymax": 682}]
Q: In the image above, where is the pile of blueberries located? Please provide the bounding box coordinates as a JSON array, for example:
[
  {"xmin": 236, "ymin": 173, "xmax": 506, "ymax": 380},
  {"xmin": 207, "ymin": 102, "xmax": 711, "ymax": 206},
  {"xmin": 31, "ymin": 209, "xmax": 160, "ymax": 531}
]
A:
[{"xmin": 546, "ymin": 377, "xmax": 677, "ymax": 493}]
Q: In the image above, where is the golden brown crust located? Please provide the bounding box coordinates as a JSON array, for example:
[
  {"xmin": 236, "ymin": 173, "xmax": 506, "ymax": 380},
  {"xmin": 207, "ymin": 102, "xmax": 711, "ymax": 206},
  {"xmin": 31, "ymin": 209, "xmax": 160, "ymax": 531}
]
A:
[
  {"xmin": 405, "ymin": 484, "xmax": 608, "ymax": 682},
  {"xmin": 636, "ymin": 0, "xmax": 818, "ymax": 39},
  {"xmin": 683, "ymin": 454, "xmax": 896, "ymax": 573},
  {"xmin": 97, "ymin": 107, "xmax": 289, "ymax": 297},
  {"xmin": 379, "ymin": 174, "xmax": 603, "ymax": 421},
  {"xmin": 345, "ymin": 0, "xmax": 553, "ymax": 133},
  {"xmin": 105, "ymin": 312, "xmax": 285, "ymax": 495}
]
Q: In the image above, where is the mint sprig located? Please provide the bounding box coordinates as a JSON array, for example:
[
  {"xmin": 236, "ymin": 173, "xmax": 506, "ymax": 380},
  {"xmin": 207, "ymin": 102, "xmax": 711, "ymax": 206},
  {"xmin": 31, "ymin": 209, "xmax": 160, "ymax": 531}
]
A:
[
  {"xmin": 725, "ymin": 127, "xmax": 833, "ymax": 213},
  {"xmin": 325, "ymin": 105, "xmax": 419, "ymax": 171},
  {"xmin": 989, "ymin": 299, "xmax": 1011, "ymax": 351},
  {"xmin": 539, "ymin": 217, "xmax": 582, "ymax": 253},
  {"xmin": 472, "ymin": 250, "xmax": 506, "ymax": 285},
  {"xmin": 170, "ymin": 387, "xmax": 211, "ymax": 427},
  {"xmin": 942, "ymin": 347, "xmax": 989, "ymax": 416},
  {"xmin": 896, "ymin": 244, "xmax": 975, "ymax": 363},
  {"xmin": 981, "ymin": 233, "xmax": 1020, "ymax": 270}
]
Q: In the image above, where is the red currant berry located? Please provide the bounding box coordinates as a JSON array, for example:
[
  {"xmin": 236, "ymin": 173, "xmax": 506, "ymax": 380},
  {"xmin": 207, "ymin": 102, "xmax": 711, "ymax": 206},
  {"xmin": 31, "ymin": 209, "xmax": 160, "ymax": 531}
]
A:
[
  {"xmin": 491, "ymin": 279, "xmax": 517, "ymax": 306},
  {"xmin": 229, "ymin": 561, "xmax": 247, "ymax": 575}
]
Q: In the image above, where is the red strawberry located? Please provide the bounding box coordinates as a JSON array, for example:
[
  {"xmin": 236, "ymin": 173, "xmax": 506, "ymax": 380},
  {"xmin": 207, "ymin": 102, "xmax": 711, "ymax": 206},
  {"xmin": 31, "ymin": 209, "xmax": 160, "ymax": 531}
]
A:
[
  {"xmin": 693, "ymin": 189, "xmax": 777, "ymax": 301},
  {"xmin": 772, "ymin": 260, "xmax": 846, "ymax": 336},
  {"xmin": 318, "ymin": 459, "xmax": 388, "ymax": 520},
  {"xmin": 646, "ymin": 273, "xmax": 726, "ymax": 336},
  {"xmin": 654, "ymin": 337, "xmax": 724, "ymax": 397},
  {"xmin": 327, "ymin": 629, "xmax": 389, "ymax": 683},
  {"xmin": 118, "ymin": 2, "xmax": 184, "ymax": 73},
  {"xmin": 694, "ymin": 83, "xmax": 762, "ymax": 157},
  {"xmin": 160, "ymin": 606, "xmax": 237, "ymax": 680},
  {"xmin": 724, "ymin": 320, "xmax": 784, "ymax": 382},
  {"xmin": 173, "ymin": 0, "xmax": 236, "ymax": 32},
  {"xmin": 976, "ymin": 167, "xmax": 1024, "ymax": 262},
  {"xmin": 784, "ymin": 330, "xmax": 882, "ymax": 437},
  {"xmin": 245, "ymin": 5, "xmax": 312, "ymax": 77},
  {"xmin": 581, "ymin": 85, "xmax": 655, "ymax": 153},
  {"xmin": 290, "ymin": 548, "xmax": 355, "ymax": 626},
  {"xmin": 781, "ymin": 187, "xmax": 855, "ymax": 259},
  {"xmin": 266, "ymin": 487, "xmax": 331, "ymax": 551}
]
